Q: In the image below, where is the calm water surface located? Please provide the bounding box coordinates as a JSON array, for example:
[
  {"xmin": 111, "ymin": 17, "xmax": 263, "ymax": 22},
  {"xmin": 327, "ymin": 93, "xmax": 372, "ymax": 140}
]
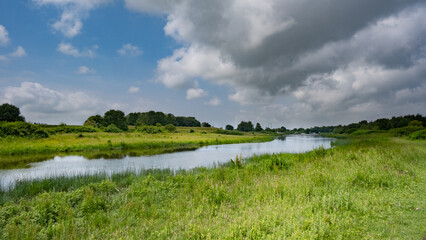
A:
[{"xmin": 0, "ymin": 135, "xmax": 334, "ymax": 190}]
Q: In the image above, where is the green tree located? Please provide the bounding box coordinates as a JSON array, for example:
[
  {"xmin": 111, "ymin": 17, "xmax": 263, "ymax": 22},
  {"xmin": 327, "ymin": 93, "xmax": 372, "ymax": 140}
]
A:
[
  {"xmin": 201, "ymin": 122, "xmax": 211, "ymax": 127},
  {"xmin": 84, "ymin": 115, "xmax": 104, "ymax": 127},
  {"xmin": 225, "ymin": 125, "xmax": 234, "ymax": 131},
  {"xmin": 126, "ymin": 112, "xmax": 141, "ymax": 126},
  {"xmin": 279, "ymin": 126, "xmax": 287, "ymax": 132},
  {"xmin": 255, "ymin": 123, "xmax": 263, "ymax": 132},
  {"xmin": 0, "ymin": 103, "xmax": 25, "ymax": 122},
  {"xmin": 237, "ymin": 121, "xmax": 254, "ymax": 132},
  {"xmin": 408, "ymin": 120, "xmax": 423, "ymax": 127},
  {"xmin": 104, "ymin": 110, "xmax": 128, "ymax": 131}
]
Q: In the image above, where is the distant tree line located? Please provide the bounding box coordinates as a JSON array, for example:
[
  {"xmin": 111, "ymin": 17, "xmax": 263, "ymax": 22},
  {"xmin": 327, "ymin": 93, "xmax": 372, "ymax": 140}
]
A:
[
  {"xmin": 1, "ymin": 102, "xmax": 424, "ymax": 138},
  {"xmin": 288, "ymin": 114, "xmax": 426, "ymax": 134},
  {"xmin": 84, "ymin": 110, "xmax": 202, "ymax": 131}
]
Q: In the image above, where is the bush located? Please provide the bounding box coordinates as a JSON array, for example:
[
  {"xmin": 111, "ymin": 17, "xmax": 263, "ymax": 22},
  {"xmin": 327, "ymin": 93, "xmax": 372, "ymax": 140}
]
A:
[
  {"xmin": 215, "ymin": 129, "xmax": 243, "ymax": 135},
  {"xmin": 104, "ymin": 124, "xmax": 123, "ymax": 133},
  {"xmin": 0, "ymin": 122, "xmax": 49, "ymax": 138},
  {"xmin": 389, "ymin": 126, "xmax": 424, "ymax": 136},
  {"xmin": 350, "ymin": 130, "xmax": 378, "ymax": 135},
  {"xmin": 409, "ymin": 130, "xmax": 426, "ymax": 140},
  {"xmin": 165, "ymin": 124, "xmax": 176, "ymax": 132},
  {"xmin": 47, "ymin": 125, "xmax": 97, "ymax": 134},
  {"xmin": 137, "ymin": 125, "xmax": 163, "ymax": 134}
]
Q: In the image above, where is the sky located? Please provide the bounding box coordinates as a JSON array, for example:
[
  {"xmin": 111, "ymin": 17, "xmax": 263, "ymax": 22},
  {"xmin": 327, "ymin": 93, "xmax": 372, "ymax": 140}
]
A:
[{"xmin": 0, "ymin": 0, "xmax": 425, "ymax": 129}]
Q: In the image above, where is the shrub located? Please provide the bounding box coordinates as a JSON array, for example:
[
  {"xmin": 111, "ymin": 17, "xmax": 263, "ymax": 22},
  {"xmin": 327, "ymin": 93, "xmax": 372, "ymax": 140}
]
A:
[
  {"xmin": 165, "ymin": 124, "xmax": 176, "ymax": 132},
  {"xmin": 215, "ymin": 129, "xmax": 243, "ymax": 135},
  {"xmin": 137, "ymin": 125, "xmax": 163, "ymax": 134},
  {"xmin": 409, "ymin": 130, "xmax": 426, "ymax": 140},
  {"xmin": 104, "ymin": 124, "xmax": 123, "ymax": 133},
  {"xmin": 47, "ymin": 125, "xmax": 97, "ymax": 134},
  {"xmin": 0, "ymin": 122, "xmax": 49, "ymax": 138},
  {"xmin": 389, "ymin": 126, "xmax": 424, "ymax": 136}
]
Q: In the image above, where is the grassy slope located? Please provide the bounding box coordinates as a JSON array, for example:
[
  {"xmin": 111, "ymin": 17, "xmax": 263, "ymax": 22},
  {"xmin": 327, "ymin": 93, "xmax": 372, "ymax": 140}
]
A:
[
  {"xmin": 0, "ymin": 135, "xmax": 425, "ymax": 239},
  {"xmin": 0, "ymin": 127, "xmax": 272, "ymax": 168}
]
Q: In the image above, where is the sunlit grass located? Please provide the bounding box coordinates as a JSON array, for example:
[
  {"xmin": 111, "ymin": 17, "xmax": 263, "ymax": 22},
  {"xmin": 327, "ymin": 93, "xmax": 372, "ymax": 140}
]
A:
[{"xmin": 0, "ymin": 135, "xmax": 424, "ymax": 239}]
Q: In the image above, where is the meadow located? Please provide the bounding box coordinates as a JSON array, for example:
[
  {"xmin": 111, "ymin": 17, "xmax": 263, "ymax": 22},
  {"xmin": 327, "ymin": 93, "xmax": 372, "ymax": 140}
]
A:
[{"xmin": 0, "ymin": 133, "xmax": 424, "ymax": 239}]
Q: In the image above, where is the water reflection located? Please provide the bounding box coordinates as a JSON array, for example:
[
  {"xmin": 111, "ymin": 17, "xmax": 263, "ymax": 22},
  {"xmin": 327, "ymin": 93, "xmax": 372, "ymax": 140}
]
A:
[{"xmin": 0, "ymin": 135, "xmax": 334, "ymax": 190}]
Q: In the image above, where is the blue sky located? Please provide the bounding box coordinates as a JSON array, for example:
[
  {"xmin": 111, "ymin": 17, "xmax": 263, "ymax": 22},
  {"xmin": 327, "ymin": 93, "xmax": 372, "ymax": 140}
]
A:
[{"xmin": 1, "ymin": 0, "xmax": 425, "ymax": 128}]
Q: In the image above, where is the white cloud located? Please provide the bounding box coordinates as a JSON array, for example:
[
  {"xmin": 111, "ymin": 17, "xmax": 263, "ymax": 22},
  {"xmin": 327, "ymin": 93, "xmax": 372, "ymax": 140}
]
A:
[
  {"xmin": 156, "ymin": 45, "xmax": 238, "ymax": 89},
  {"xmin": 206, "ymin": 97, "xmax": 221, "ymax": 106},
  {"xmin": 128, "ymin": 86, "xmax": 139, "ymax": 93},
  {"xmin": 0, "ymin": 46, "xmax": 27, "ymax": 61},
  {"xmin": 186, "ymin": 88, "xmax": 207, "ymax": 100},
  {"xmin": 0, "ymin": 25, "xmax": 10, "ymax": 46},
  {"xmin": 0, "ymin": 82, "xmax": 103, "ymax": 124},
  {"xmin": 33, "ymin": 0, "xmax": 112, "ymax": 38},
  {"xmin": 9, "ymin": 46, "xmax": 26, "ymax": 58},
  {"xmin": 117, "ymin": 43, "xmax": 142, "ymax": 56},
  {"xmin": 57, "ymin": 42, "xmax": 96, "ymax": 57},
  {"xmin": 77, "ymin": 65, "xmax": 95, "ymax": 74},
  {"xmin": 52, "ymin": 11, "xmax": 83, "ymax": 38}
]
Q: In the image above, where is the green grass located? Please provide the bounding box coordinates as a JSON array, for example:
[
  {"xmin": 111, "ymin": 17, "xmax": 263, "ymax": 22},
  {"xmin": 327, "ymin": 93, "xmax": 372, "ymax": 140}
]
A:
[
  {"xmin": 0, "ymin": 134, "xmax": 425, "ymax": 239},
  {"xmin": 0, "ymin": 127, "xmax": 273, "ymax": 168}
]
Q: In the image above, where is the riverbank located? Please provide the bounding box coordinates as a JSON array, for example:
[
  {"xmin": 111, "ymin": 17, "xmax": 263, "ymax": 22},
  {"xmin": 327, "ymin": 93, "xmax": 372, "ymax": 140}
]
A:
[
  {"xmin": 1, "ymin": 133, "xmax": 424, "ymax": 239},
  {"xmin": 0, "ymin": 127, "xmax": 274, "ymax": 168}
]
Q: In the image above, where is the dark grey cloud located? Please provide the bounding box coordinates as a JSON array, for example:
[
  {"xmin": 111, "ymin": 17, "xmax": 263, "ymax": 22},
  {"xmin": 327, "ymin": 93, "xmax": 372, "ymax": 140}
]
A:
[{"xmin": 125, "ymin": 0, "xmax": 426, "ymax": 126}]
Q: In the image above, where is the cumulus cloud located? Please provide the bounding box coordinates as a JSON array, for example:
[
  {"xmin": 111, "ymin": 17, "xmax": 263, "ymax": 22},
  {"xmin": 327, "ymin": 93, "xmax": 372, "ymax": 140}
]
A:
[
  {"xmin": 128, "ymin": 86, "xmax": 139, "ymax": 93},
  {"xmin": 205, "ymin": 97, "xmax": 221, "ymax": 106},
  {"xmin": 117, "ymin": 44, "xmax": 142, "ymax": 56},
  {"xmin": 0, "ymin": 25, "xmax": 10, "ymax": 45},
  {"xmin": 57, "ymin": 42, "xmax": 97, "ymax": 57},
  {"xmin": 126, "ymin": 0, "xmax": 426, "ymax": 125},
  {"xmin": 33, "ymin": 0, "xmax": 112, "ymax": 38},
  {"xmin": 0, "ymin": 82, "xmax": 103, "ymax": 124},
  {"xmin": 186, "ymin": 88, "xmax": 207, "ymax": 100},
  {"xmin": 77, "ymin": 65, "xmax": 95, "ymax": 74},
  {"xmin": 0, "ymin": 46, "xmax": 27, "ymax": 61}
]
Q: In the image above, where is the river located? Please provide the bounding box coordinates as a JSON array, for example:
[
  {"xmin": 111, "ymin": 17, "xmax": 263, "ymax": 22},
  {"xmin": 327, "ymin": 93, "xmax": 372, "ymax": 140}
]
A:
[{"xmin": 0, "ymin": 134, "xmax": 334, "ymax": 190}]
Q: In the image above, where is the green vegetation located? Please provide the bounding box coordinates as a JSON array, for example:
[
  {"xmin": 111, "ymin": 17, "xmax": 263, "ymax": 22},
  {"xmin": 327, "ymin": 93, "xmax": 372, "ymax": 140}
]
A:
[
  {"xmin": 0, "ymin": 103, "xmax": 25, "ymax": 122},
  {"xmin": 0, "ymin": 122, "xmax": 49, "ymax": 138},
  {"xmin": 237, "ymin": 121, "xmax": 254, "ymax": 132},
  {"xmin": 86, "ymin": 110, "xmax": 202, "ymax": 129},
  {"xmin": 0, "ymin": 133, "xmax": 424, "ymax": 239}
]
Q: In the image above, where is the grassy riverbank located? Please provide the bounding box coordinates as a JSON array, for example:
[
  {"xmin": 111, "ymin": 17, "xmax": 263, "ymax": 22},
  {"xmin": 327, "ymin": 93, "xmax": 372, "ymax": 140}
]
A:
[
  {"xmin": 1, "ymin": 134, "xmax": 425, "ymax": 239},
  {"xmin": 0, "ymin": 127, "xmax": 273, "ymax": 168}
]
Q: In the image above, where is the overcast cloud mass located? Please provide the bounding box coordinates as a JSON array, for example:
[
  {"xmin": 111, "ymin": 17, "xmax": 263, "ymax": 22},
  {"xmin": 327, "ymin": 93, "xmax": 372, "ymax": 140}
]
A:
[
  {"xmin": 132, "ymin": 0, "xmax": 426, "ymax": 126},
  {"xmin": 0, "ymin": 0, "xmax": 425, "ymax": 127}
]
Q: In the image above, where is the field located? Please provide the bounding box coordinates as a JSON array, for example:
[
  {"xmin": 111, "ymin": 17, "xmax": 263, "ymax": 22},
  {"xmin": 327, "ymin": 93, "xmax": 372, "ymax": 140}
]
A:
[
  {"xmin": 0, "ymin": 133, "xmax": 425, "ymax": 239},
  {"xmin": 0, "ymin": 127, "xmax": 272, "ymax": 168}
]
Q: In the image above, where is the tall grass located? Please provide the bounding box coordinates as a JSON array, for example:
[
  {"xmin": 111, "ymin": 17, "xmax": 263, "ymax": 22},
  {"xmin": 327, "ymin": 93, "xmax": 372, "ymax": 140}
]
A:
[{"xmin": 0, "ymin": 135, "xmax": 425, "ymax": 239}]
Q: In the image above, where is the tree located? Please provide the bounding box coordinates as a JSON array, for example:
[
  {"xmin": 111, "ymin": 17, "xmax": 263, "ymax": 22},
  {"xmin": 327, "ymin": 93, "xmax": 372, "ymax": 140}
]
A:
[
  {"xmin": 255, "ymin": 123, "xmax": 263, "ymax": 132},
  {"xmin": 126, "ymin": 112, "xmax": 141, "ymax": 126},
  {"xmin": 225, "ymin": 125, "xmax": 234, "ymax": 131},
  {"xmin": 408, "ymin": 120, "xmax": 423, "ymax": 127},
  {"xmin": 237, "ymin": 121, "xmax": 254, "ymax": 132},
  {"xmin": 0, "ymin": 103, "xmax": 25, "ymax": 122},
  {"xmin": 201, "ymin": 122, "xmax": 211, "ymax": 127},
  {"xmin": 84, "ymin": 115, "xmax": 104, "ymax": 127},
  {"xmin": 104, "ymin": 110, "xmax": 128, "ymax": 131}
]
